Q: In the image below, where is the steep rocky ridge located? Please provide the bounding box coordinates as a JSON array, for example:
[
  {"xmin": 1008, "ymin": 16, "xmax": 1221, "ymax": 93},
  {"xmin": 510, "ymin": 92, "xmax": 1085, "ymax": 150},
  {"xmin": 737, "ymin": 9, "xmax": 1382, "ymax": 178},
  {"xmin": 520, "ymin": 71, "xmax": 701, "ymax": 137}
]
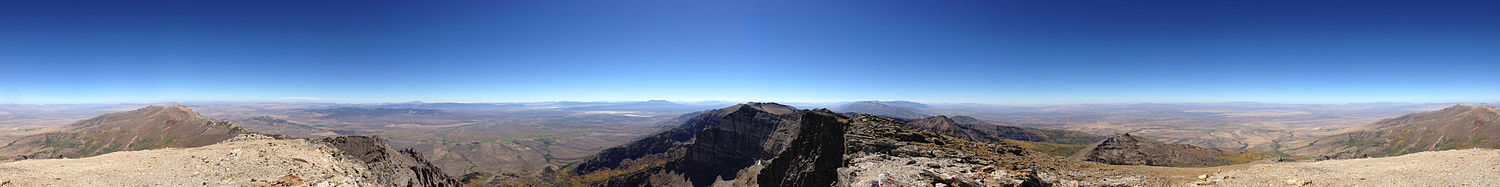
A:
[
  {"xmin": 755, "ymin": 109, "xmax": 847, "ymax": 187},
  {"xmin": 571, "ymin": 103, "xmax": 1170, "ymax": 186},
  {"xmin": 568, "ymin": 102, "xmax": 804, "ymax": 186},
  {"xmin": 907, "ymin": 115, "xmax": 1046, "ymax": 142},
  {"xmin": 906, "ymin": 115, "xmax": 1106, "ymax": 157},
  {"xmin": 0, "ymin": 105, "xmax": 249, "ymax": 160},
  {"xmin": 1071, "ymin": 133, "xmax": 1266, "ymax": 167},
  {"xmin": 317, "ymin": 136, "xmax": 461, "ymax": 186},
  {"xmin": 1288, "ymin": 104, "xmax": 1500, "ymax": 159}
]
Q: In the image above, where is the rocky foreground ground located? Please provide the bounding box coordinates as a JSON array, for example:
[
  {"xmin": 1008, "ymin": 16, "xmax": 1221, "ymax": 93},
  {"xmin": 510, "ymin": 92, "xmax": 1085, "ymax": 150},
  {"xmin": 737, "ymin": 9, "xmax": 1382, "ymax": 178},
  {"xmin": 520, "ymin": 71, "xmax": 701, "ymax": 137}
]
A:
[
  {"xmin": 1185, "ymin": 148, "xmax": 1500, "ymax": 186},
  {"xmin": 0, "ymin": 134, "xmax": 375, "ymax": 186}
]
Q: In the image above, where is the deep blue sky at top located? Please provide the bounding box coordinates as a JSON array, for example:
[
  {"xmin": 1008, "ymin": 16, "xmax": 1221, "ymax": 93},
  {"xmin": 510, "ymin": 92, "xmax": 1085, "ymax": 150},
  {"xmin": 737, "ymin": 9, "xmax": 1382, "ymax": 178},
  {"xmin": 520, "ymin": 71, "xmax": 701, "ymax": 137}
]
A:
[{"xmin": 2, "ymin": 0, "xmax": 1497, "ymax": 104}]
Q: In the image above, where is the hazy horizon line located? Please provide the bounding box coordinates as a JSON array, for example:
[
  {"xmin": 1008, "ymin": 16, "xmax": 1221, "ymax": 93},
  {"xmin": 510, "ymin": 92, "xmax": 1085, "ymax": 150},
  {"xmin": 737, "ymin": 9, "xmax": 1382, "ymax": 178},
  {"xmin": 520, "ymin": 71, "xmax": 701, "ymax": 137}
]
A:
[{"xmin": 3, "ymin": 99, "xmax": 1491, "ymax": 107}]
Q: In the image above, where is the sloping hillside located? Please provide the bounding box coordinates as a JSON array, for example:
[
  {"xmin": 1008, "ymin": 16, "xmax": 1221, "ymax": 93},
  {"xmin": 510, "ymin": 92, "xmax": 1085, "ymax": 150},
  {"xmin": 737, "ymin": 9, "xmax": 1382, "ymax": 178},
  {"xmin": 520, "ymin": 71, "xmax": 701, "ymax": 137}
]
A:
[
  {"xmin": 0, "ymin": 105, "xmax": 249, "ymax": 159},
  {"xmin": 906, "ymin": 115, "xmax": 1045, "ymax": 142},
  {"xmin": 906, "ymin": 115, "xmax": 1105, "ymax": 156},
  {"xmin": 1288, "ymin": 104, "xmax": 1500, "ymax": 159},
  {"xmin": 1072, "ymin": 133, "xmax": 1271, "ymax": 167}
]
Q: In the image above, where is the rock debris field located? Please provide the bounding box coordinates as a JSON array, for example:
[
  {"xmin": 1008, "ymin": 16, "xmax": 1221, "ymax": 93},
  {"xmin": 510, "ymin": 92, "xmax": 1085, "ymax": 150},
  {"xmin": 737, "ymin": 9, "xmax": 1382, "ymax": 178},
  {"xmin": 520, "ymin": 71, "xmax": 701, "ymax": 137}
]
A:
[
  {"xmin": 0, "ymin": 134, "xmax": 375, "ymax": 186},
  {"xmin": 1191, "ymin": 148, "xmax": 1500, "ymax": 186}
]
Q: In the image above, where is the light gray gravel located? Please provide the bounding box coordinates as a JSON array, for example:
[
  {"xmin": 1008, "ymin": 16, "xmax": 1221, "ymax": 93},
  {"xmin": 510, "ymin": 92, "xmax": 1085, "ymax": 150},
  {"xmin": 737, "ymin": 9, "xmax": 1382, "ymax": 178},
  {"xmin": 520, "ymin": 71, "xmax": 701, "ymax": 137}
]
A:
[
  {"xmin": 0, "ymin": 134, "xmax": 376, "ymax": 186},
  {"xmin": 1199, "ymin": 148, "xmax": 1500, "ymax": 186}
]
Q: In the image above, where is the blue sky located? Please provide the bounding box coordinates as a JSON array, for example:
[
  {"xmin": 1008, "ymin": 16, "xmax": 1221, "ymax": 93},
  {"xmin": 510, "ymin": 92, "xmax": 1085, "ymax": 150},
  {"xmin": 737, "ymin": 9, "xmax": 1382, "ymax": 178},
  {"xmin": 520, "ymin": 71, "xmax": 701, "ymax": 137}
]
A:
[{"xmin": 2, "ymin": 0, "xmax": 1497, "ymax": 104}]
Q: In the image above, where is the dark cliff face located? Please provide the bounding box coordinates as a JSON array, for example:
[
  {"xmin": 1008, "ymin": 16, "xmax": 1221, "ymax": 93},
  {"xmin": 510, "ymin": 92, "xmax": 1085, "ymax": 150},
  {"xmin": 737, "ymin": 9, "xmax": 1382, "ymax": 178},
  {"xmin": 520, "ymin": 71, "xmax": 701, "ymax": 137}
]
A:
[
  {"xmin": 757, "ymin": 109, "xmax": 848, "ymax": 187},
  {"xmin": 573, "ymin": 103, "xmax": 799, "ymax": 175},
  {"xmin": 674, "ymin": 104, "xmax": 804, "ymax": 186},
  {"xmin": 1074, "ymin": 133, "xmax": 1235, "ymax": 167},
  {"xmin": 570, "ymin": 102, "xmax": 807, "ymax": 186},
  {"xmin": 317, "ymin": 136, "xmax": 461, "ymax": 187}
]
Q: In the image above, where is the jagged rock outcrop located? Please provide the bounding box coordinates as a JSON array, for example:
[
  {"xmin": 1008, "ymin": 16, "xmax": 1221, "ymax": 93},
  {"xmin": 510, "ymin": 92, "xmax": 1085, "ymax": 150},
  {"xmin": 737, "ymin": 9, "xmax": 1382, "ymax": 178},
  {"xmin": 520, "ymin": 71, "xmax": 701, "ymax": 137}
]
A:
[
  {"xmin": 0, "ymin": 105, "xmax": 250, "ymax": 160},
  {"xmin": 317, "ymin": 136, "xmax": 461, "ymax": 186},
  {"xmin": 841, "ymin": 114, "xmax": 1165, "ymax": 186},
  {"xmin": 1071, "ymin": 133, "xmax": 1240, "ymax": 167},
  {"xmin": 1290, "ymin": 104, "xmax": 1500, "ymax": 159},
  {"xmin": 757, "ymin": 109, "xmax": 847, "ymax": 187},
  {"xmin": 571, "ymin": 102, "xmax": 807, "ymax": 186},
  {"xmin": 673, "ymin": 104, "xmax": 804, "ymax": 186}
]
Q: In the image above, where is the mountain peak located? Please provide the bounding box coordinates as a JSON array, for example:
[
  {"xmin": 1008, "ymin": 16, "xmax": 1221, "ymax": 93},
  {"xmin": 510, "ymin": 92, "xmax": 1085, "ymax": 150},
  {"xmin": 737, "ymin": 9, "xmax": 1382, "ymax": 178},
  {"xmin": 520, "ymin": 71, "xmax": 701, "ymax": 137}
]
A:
[
  {"xmin": 933, "ymin": 115, "xmax": 959, "ymax": 125},
  {"xmin": 1104, "ymin": 133, "xmax": 1144, "ymax": 143},
  {"xmin": 3, "ymin": 105, "xmax": 245, "ymax": 159},
  {"xmin": 164, "ymin": 104, "xmax": 197, "ymax": 113},
  {"xmin": 725, "ymin": 102, "xmax": 797, "ymax": 115},
  {"xmin": 948, "ymin": 115, "xmax": 984, "ymax": 124},
  {"xmin": 1442, "ymin": 104, "xmax": 1477, "ymax": 111}
]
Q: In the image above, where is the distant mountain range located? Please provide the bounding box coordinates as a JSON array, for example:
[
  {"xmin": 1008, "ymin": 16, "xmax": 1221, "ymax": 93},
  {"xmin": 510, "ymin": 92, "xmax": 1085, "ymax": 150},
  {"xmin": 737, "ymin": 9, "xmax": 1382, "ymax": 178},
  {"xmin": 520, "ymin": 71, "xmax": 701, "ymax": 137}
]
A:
[
  {"xmin": 561, "ymin": 100, "xmax": 720, "ymax": 113},
  {"xmin": 837, "ymin": 100, "xmax": 931, "ymax": 119},
  {"xmin": 302, "ymin": 107, "xmax": 445, "ymax": 120}
]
